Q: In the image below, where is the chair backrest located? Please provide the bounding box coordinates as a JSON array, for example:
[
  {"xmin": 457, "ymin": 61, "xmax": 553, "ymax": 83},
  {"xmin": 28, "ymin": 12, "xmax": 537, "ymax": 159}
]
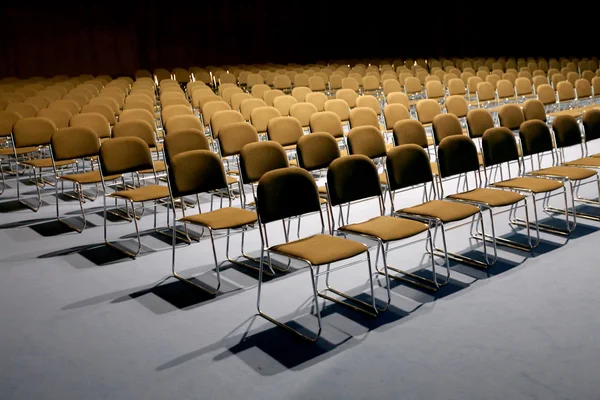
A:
[
  {"xmin": 49, "ymin": 99, "xmax": 80, "ymax": 116},
  {"xmin": 327, "ymin": 155, "xmax": 381, "ymax": 207},
  {"xmin": 324, "ymin": 99, "xmax": 350, "ymax": 122},
  {"xmin": 6, "ymin": 102, "xmax": 38, "ymax": 118},
  {"xmin": 447, "ymin": 78, "xmax": 466, "ymax": 96},
  {"xmin": 481, "ymin": 127, "xmax": 520, "ymax": 167},
  {"xmin": 556, "ymin": 81, "xmax": 575, "ymax": 101},
  {"xmin": 575, "ymin": 79, "xmax": 592, "ymax": 98},
  {"xmin": 445, "ymin": 95, "xmax": 469, "ymax": 118},
  {"xmin": 496, "ymin": 80, "xmax": 515, "ymax": 100},
  {"xmin": 477, "ymin": 82, "xmax": 496, "ymax": 102},
  {"xmin": 263, "ymin": 89, "xmax": 285, "ymax": 107},
  {"xmin": 12, "ymin": 117, "xmax": 56, "ymax": 148},
  {"xmin": 99, "ymin": 137, "xmax": 153, "ymax": 176},
  {"xmin": 416, "ymin": 99, "xmax": 441, "ymax": 124},
  {"xmin": 552, "ymin": 114, "xmax": 582, "ymax": 149},
  {"xmin": 386, "ymin": 144, "xmax": 433, "ymax": 191},
  {"xmin": 267, "ymin": 116, "xmax": 304, "ymax": 147},
  {"xmin": 296, "ymin": 132, "xmax": 340, "ymax": 171},
  {"xmin": 536, "ymin": 84, "xmax": 556, "ymax": 105},
  {"xmin": 308, "ymin": 76, "xmax": 326, "ymax": 91},
  {"xmin": 112, "ymin": 120, "xmax": 156, "ymax": 147},
  {"xmin": 425, "ymin": 81, "xmax": 444, "ymax": 99},
  {"xmin": 349, "ymin": 107, "xmax": 379, "ymax": 129},
  {"xmin": 168, "ymin": 150, "xmax": 228, "ymax": 198},
  {"xmin": 498, "ymin": 104, "xmax": 524, "ymax": 131},
  {"xmin": 210, "ymin": 110, "xmax": 245, "ymax": 138},
  {"xmin": 273, "ymin": 95, "xmax": 297, "ymax": 116},
  {"xmin": 240, "ymin": 98, "xmax": 267, "ymax": 120},
  {"xmin": 356, "ymin": 95, "xmax": 381, "ymax": 116},
  {"xmin": 346, "ymin": 126, "xmax": 386, "ymax": 159},
  {"xmin": 519, "ymin": 120, "xmax": 554, "ymax": 156},
  {"xmin": 201, "ymin": 101, "xmax": 230, "ymax": 127},
  {"xmin": 384, "ymin": 104, "xmax": 410, "ymax": 130},
  {"xmin": 291, "ymin": 86, "xmax": 313, "ymax": 102},
  {"xmin": 583, "ymin": 109, "xmax": 600, "ymax": 142},
  {"xmin": 81, "ymin": 104, "xmax": 116, "ymax": 125},
  {"xmin": 432, "ymin": 113, "xmax": 463, "ymax": 145},
  {"xmin": 36, "ymin": 108, "xmax": 71, "ymax": 129},
  {"xmin": 239, "ymin": 141, "xmax": 289, "ymax": 184},
  {"xmin": 437, "ymin": 135, "xmax": 480, "ymax": 178},
  {"xmin": 250, "ymin": 106, "xmax": 281, "ymax": 133},
  {"xmin": 69, "ymin": 112, "xmax": 111, "ymax": 139},
  {"xmin": 120, "ymin": 108, "xmax": 155, "ymax": 128},
  {"xmin": 392, "ymin": 119, "xmax": 428, "ymax": 148},
  {"xmin": 51, "ymin": 127, "xmax": 100, "ymax": 161},
  {"xmin": 466, "ymin": 108, "xmax": 494, "ymax": 138},
  {"xmin": 256, "ymin": 167, "xmax": 321, "ymax": 224},
  {"xmin": 309, "ymin": 111, "xmax": 344, "ymax": 139},
  {"xmin": 164, "ymin": 129, "xmax": 210, "ymax": 164},
  {"xmin": 219, "ymin": 122, "xmax": 259, "ymax": 157},
  {"xmin": 231, "ymin": 93, "xmax": 254, "ymax": 111},
  {"xmin": 162, "ymin": 104, "xmax": 193, "ymax": 125},
  {"xmin": 522, "ymin": 99, "xmax": 547, "ymax": 122},
  {"xmin": 0, "ymin": 110, "xmax": 21, "ymax": 136},
  {"xmin": 336, "ymin": 88, "xmax": 358, "ymax": 108},
  {"xmin": 289, "ymin": 102, "xmax": 318, "ymax": 128}
]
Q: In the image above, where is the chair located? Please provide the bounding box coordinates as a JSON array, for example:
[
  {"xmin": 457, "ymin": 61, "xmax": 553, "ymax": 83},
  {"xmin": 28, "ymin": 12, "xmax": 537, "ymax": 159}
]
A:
[
  {"xmin": 231, "ymin": 93, "xmax": 253, "ymax": 111},
  {"xmin": 582, "ymin": 109, "xmax": 600, "ymax": 157},
  {"xmin": 466, "ymin": 108, "xmax": 495, "ymax": 140},
  {"xmin": 324, "ymin": 99, "xmax": 350, "ymax": 125},
  {"xmin": 273, "ymin": 95, "xmax": 298, "ymax": 116},
  {"xmin": 162, "ymin": 104, "xmax": 193, "ymax": 127},
  {"xmin": 255, "ymin": 167, "xmax": 381, "ymax": 341},
  {"xmin": 556, "ymin": 81, "xmax": 577, "ymax": 111},
  {"xmin": 167, "ymin": 149, "xmax": 258, "ymax": 295},
  {"xmin": 240, "ymin": 98, "xmax": 267, "ymax": 121},
  {"xmin": 476, "ymin": 82, "xmax": 499, "ymax": 108},
  {"xmin": 99, "ymin": 137, "xmax": 170, "ymax": 257},
  {"xmin": 328, "ymin": 153, "xmax": 439, "ymax": 290},
  {"xmin": 291, "ymin": 87, "xmax": 312, "ymax": 102},
  {"xmin": 348, "ymin": 107, "xmax": 380, "ymax": 130},
  {"xmin": 210, "ymin": 110, "xmax": 245, "ymax": 142},
  {"xmin": 520, "ymin": 119, "xmax": 599, "ymax": 226},
  {"xmin": 263, "ymin": 89, "xmax": 285, "ymax": 107},
  {"xmin": 12, "ymin": 117, "xmax": 73, "ymax": 211},
  {"xmin": 383, "ymin": 104, "xmax": 411, "ymax": 132},
  {"xmin": 515, "ymin": 77, "xmax": 534, "ymax": 102},
  {"xmin": 498, "ymin": 104, "xmax": 524, "ymax": 134},
  {"xmin": 120, "ymin": 109, "xmax": 157, "ymax": 130},
  {"xmin": 218, "ymin": 122, "xmax": 260, "ymax": 178},
  {"xmin": 6, "ymin": 102, "xmax": 38, "ymax": 118},
  {"xmin": 522, "ymin": 99, "xmax": 547, "ymax": 122},
  {"xmin": 250, "ymin": 106, "xmax": 282, "ymax": 135},
  {"xmin": 51, "ymin": 127, "xmax": 121, "ymax": 232},
  {"xmin": 201, "ymin": 101, "xmax": 230, "ymax": 130},
  {"xmin": 37, "ymin": 108, "xmax": 71, "ymax": 129},
  {"xmin": 309, "ymin": 111, "xmax": 346, "ymax": 149},
  {"xmin": 70, "ymin": 112, "xmax": 112, "ymax": 142},
  {"xmin": 49, "ymin": 99, "xmax": 80, "ymax": 117},
  {"xmin": 416, "ymin": 99, "xmax": 442, "ymax": 131},
  {"xmin": 305, "ymin": 92, "xmax": 328, "ymax": 112},
  {"xmin": 112, "ymin": 120, "xmax": 165, "ymax": 175},
  {"xmin": 445, "ymin": 95, "xmax": 469, "ymax": 120},
  {"xmin": 251, "ymin": 84, "xmax": 270, "ymax": 99},
  {"xmin": 496, "ymin": 80, "xmax": 516, "ymax": 104},
  {"xmin": 81, "ymin": 104, "xmax": 116, "ymax": 125},
  {"xmin": 425, "ymin": 81, "xmax": 445, "ymax": 103},
  {"xmin": 482, "ymin": 127, "xmax": 568, "ymax": 237},
  {"xmin": 335, "ymin": 88, "xmax": 358, "ymax": 108},
  {"xmin": 575, "ymin": 79, "xmax": 593, "ymax": 107}
]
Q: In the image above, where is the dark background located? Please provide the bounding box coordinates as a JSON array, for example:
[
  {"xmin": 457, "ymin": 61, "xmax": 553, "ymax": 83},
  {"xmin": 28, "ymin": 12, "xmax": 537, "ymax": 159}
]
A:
[{"xmin": 0, "ymin": 1, "xmax": 597, "ymax": 78}]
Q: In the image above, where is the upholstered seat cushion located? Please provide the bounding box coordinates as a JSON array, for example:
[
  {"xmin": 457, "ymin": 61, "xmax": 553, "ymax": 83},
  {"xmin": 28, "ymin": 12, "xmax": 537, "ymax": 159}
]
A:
[
  {"xmin": 60, "ymin": 171, "xmax": 121, "ymax": 184},
  {"xmin": 109, "ymin": 185, "xmax": 170, "ymax": 202},
  {"xmin": 430, "ymin": 162, "xmax": 439, "ymax": 176},
  {"xmin": 270, "ymin": 234, "xmax": 367, "ymax": 265},
  {"xmin": 563, "ymin": 157, "xmax": 600, "ymax": 167},
  {"xmin": 531, "ymin": 166, "xmax": 596, "ymax": 181},
  {"xmin": 492, "ymin": 177, "xmax": 563, "ymax": 193},
  {"xmin": 341, "ymin": 216, "xmax": 428, "ymax": 242},
  {"xmin": 592, "ymin": 153, "xmax": 600, "ymax": 158},
  {"xmin": 22, "ymin": 158, "xmax": 76, "ymax": 168},
  {"xmin": 139, "ymin": 160, "xmax": 166, "ymax": 174},
  {"xmin": 318, "ymin": 185, "xmax": 327, "ymax": 194},
  {"xmin": 0, "ymin": 146, "xmax": 39, "ymax": 155},
  {"xmin": 399, "ymin": 199, "xmax": 480, "ymax": 223},
  {"xmin": 180, "ymin": 207, "xmax": 257, "ymax": 230},
  {"xmin": 448, "ymin": 188, "xmax": 525, "ymax": 207}
]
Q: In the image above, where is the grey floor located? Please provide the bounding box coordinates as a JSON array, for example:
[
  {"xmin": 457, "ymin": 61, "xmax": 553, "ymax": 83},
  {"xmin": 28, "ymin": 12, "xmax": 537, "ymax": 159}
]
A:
[{"xmin": 1, "ymin": 142, "xmax": 600, "ymax": 400}]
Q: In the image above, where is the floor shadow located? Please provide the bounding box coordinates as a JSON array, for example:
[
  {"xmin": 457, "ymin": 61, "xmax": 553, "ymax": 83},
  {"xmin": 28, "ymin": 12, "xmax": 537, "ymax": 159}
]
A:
[
  {"xmin": 38, "ymin": 243, "xmax": 106, "ymax": 259},
  {"xmin": 28, "ymin": 218, "xmax": 96, "ymax": 237},
  {"xmin": 448, "ymin": 251, "xmax": 524, "ymax": 280},
  {"xmin": 0, "ymin": 216, "xmax": 56, "ymax": 229},
  {"xmin": 0, "ymin": 199, "xmax": 50, "ymax": 213},
  {"xmin": 387, "ymin": 269, "xmax": 471, "ymax": 304},
  {"xmin": 75, "ymin": 242, "xmax": 154, "ymax": 267}
]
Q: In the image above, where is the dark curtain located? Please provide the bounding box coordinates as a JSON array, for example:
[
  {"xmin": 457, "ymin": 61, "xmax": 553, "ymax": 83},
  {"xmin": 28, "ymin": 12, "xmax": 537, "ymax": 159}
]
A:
[{"xmin": 0, "ymin": 1, "xmax": 596, "ymax": 78}]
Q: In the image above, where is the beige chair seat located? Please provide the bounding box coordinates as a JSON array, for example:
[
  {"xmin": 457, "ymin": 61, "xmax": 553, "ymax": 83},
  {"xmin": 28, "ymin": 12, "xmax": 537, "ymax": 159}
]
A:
[
  {"xmin": 318, "ymin": 185, "xmax": 327, "ymax": 194},
  {"xmin": 399, "ymin": 199, "xmax": 480, "ymax": 223},
  {"xmin": 547, "ymin": 109, "xmax": 583, "ymax": 118},
  {"xmin": 61, "ymin": 170, "xmax": 121, "ymax": 184},
  {"xmin": 283, "ymin": 144, "xmax": 296, "ymax": 151},
  {"xmin": 492, "ymin": 177, "xmax": 563, "ymax": 193},
  {"xmin": 270, "ymin": 233, "xmax": 367, "ymax": 265},
  {"xmin": 0, "ymin": 146, "xmax": 39, "ymax": 156},
  {"xmin": 431, "ymin": 162, "xmax": 439, "ymax": 175},
  {"xmin": 110, "ymin": 184, "xmax": 170, "ymax": 202},
  {"xmin": 531, "ymin": 166, "xmax": 596, "ymax": 181},
  {"xmin": 227, "ymin": 175, "xmax": 238, "ymax": 184},
  {"xmin": 180, "ymin": 207, "xmax": 257, "ymax": 230},
  {"xmin": 448, "ymin": 188, "xmax": 525, "ymax": 207},
  {"xmin": 341, "ymin": 215, "xmax": 428, "ymax": 242},
  {"xmin": 340, "ymin": 149, "xmax": 348, "ymax": 157},
  {"xmin": 427, "ymin": 137, "xmax": 434, "ymax": 146},
  {"xmin": 592, "ymin": 153, "xmax": 600, "ymax": 158},
  {"xmin": 22, "ymin": 158, "xmax": 75, "ymax": 168},
  {"xmin": 563, "ymin": 157, "xmax": 600, "ymax": 167}
]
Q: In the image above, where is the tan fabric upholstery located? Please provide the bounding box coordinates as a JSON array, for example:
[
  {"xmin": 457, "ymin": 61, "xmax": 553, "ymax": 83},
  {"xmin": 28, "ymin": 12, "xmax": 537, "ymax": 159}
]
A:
[
  {"xmin": 416, "ymin": 99, "xmax": 441, "ymax": 124},
  {"xmin": 267, "ymin": 116, "xmax": 304, "ymax": 147},
  {"xmin": 70, "ymin": 112, "xmax": 111, "ymax": 139},
  {"xmin": 448, "ymin": 188, "xmax": 525, "ymax": 207},
  {"xmin": 165, "ymin": 114, "xmax": 202, "ymax": 134},
  {"xmin": 309, "ymin": 111, "xmax": 344, "ymax": 139},
  {"xmin": 112, "ymin": 120, "xmax": 156, "ymax": 147},
  {"xmin": 342, "ymin": 216, "xmax": 428, "ymax": 242},
  {"xmin": 296, "ymin": 132, "xmax": 340, "ymax": 171},
  {"xmin": 240, "ymin": 141, "xmax": 289, "ymax": 183},
  {"xmin": 273, "ymin": 95, "xmax": 298, "ymax": 116},
  {"xmin": 386, "ymin": 145, "xmax": 433, "ymax": 190},
  {"xmin": 432, "ymin": 113, "xmax": 463, "ymax": 145},
  {"xmin": 250, "ymin": 106, "xmax": 281, "ymax": 133},
  {"xmin": 327, "ymin": 155, "xmax": 381, "ymax": 206},
  {"xmin": 531, "ymin": 166, "xmax": 597, "ymax": 181},
  {"xmin": 498, "ymin": 104, "xmax": 524, "ymax": 131},
  {"xmin": 81, "ymin": 104, "xmax": 116, "ymax": 125},
  {"xmin": 23, "ymin": 158, "xmax": 75, "ymax": 168},
  {"xmin": 219, "ymin": 122, "xmax": 259, "ymax": 157},
  {"xmin": 13, "ymin": 117, "xmax": 56, "ymax": 148},
  {"xmin": 445, "ymin": 96, "xmax": 469, "ymax": 118},
  {"xmin": 211, "ymin": 110, "xmax": 244, "ymax": 138},
  {"xmin": 110, "ymin": 185, "xmax": 170, "ymax": 202},
  {"xmin": 37, "ymin": 108, "xmax": 71, "ymax": 129},
  {"xmin": 289, "ymin": 102, "xmax": 318, "ymax": 128},
  {"xmin": 0, "ymin": 110, "xmax": 21, "ymax": 136},
  {"xmin": 164, "ymin": 129, "xmax": 209, "ymax": 163},
  {"xmin": 51, "ymin": 127, "xmax": 99, "ymax": 161},
  {"xmin": 61, "ymin": 170, "xmax": 120, "ymax": 184},
  {"xmin": 400, "ymin": 200, "xmax": 480, "ymax": 223},
  {"xmin": 100, "ymin": 137, "xmax": 154, "ymax": 175},
  {"xmin": 347, "ymin": 126, "xmax": 386, "ymax": 159},
  {"xmin": 563, "ymin": 158, "xmax": 600, "ymax": 166},
  {"xmin": 324, "ymin": 99, "xmax": 350, "ymax": 122},
  {"xmin": 522, "ymin": 99, "xmax": 547, "ymax": 122},
  {"xmin": 305, "ymin": 92, "xmax": 328, "ymax": 112},
  {"xmin": 492, "ymin": 177, "xmax": 563, "ymax": 193},
  {"xmin": 349, "ymin": 107, "xmax": 379, "ymax": 129},
  {"xmin": 437, "ymin": 135, "xmax": 480, "ymax": 178},
  {"xmin": 181, "ymin": 207, "xmax": 257, "ymax": 230},
  {"xmin": 270, "ymin": 234, "xmax": 366, "ymax": 265},
  {"xmin": 466, "ymin": 108, "xmax": 495, "ymax": 138},
  {"xmin": 169, "ymin": 150, "xmax": 227, "ymax": 198}
]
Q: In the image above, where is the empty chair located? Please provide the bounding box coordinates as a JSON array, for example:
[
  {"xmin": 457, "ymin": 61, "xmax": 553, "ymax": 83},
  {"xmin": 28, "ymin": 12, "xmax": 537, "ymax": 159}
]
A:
[
  {"xmin": 349, "ymin": 107, "xmax": 380, "ymax": 130},
  {"xmin": 425, "ymin": 81, "xmax": 445, "ymax": 103},
  {"xmin": 291, "ymin": 86, "xmax": 313, "ymax": 102},
  {"xmin": 383, "ymin": 104, "xmax": 411, "ymax": 131},
  {"xmin": 336, "ymin": 88, "xmax": 358, "ymax": 108},
  {"xmin": 37, "ymin": 108, "xmax": 71, "ymax": 129},
  {"xmin": 273, "ymin": 95, "xmax": 297, "ymax": 116},
  {"xmin": 476, "ymin": 82, "xmax": 499, "ymax": 108},
  {"xmin": 81, "ymin": 104, "xmax": 116, "ymax": 125},
  {"xmin": 498, "ymin": 104, "xmax": 524, "ymax": 133},
  {"xmin": 250, "ymin": 106, "xmax": 281, "ymax": 135},
  {"xmin": 210, "ymin": 110, "xmax": 245, "ymax": 140},
  {"xmin": 164, "ymin": 114, "xmax": 203, "ymax": 134},
  {"xmin": 466, "ymin": 108, "xmax": 495, "ymax": 139},
  {"xmin": 324, "ymin": 99, "xmax": 351, "ymax": 124},
  {"xmin": 522, "ymin": 99, "xmax": 547, "ymax": 122},
  {"xmin": 6, "ymin": 102, "xmax": 38, "ymax": 118},
  {"xmin": 251, "ymin": 83, "xmax": 270, "ymax": 99},
  {"xmin": 496, "ymin": 80, "xmax": 516, "ymax": 104},
  {"xmin": 416, "ymin": 99, "xmax": 442, "ymax": 128},
  {"xmin": 309, "ymin": 111, "xmax": 345, "ymax": 145}
]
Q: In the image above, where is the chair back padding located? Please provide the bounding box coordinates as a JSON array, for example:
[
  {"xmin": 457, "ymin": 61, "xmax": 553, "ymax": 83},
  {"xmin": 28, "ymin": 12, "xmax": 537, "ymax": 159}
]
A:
[
  {"xmin": 552, "ymin": 115, "xmax": 582, "ymax": 149},
  {"xmin": 432, "ymin": 113, "xmax": 463, "ymax": 145},
  {"xmin": 347, "ymin": 126, "xmax": 386, "ymax": 159},
  {"xmin": 169, "ymin": 150, "xmax": 227, "ymax": 198},
  {"xmin": 466, "ymin": 109, "xmax": 494, "ymax": 138},
  {"xmin": 267, "ymin": 116, "xmax": 304, "ymax": 147},
  {"xmin": 498, "ymin": 104, "xmax": 524, "ymax": 131},
  {"xmin": 164, "ymin": 129, "xmax": 210, "ymax": 163},
  {"xmin": 239, "ymin": 141, "xmax": 289, "ymax": 184},
  {"xmin": 219, "ymin": 122, "xmax": 259, "ymax": 157},
  {"xmin": 112, "ymin": 120, "xmax": 156, "ymax": 147},
  {"xmin": 70, "ymin": 112, "xmax": 111, "ymax": 138},
  {"xmin": 296, "ymin": 132, "xmax": 340, "ymax": 171},
  {"xmin": 386, "ymin": 144, "xmax": 433, "ymax": 190},
  {"xmin": 583, "ymin": 109, "xmax": 600, "ymax": 142},
  {"xmin": 257, "ymin": 167, "xmax": 320, "ymax": 224},
  {"xmin": 519, "ymin": 120, "xmax": 554, "ymax": 156},
  {"xmin": 37, "ymin": 108, "xmax": 71, "ymax": 129},
  {"xmin": 437, "ymin": 135, "xmax": 480, "ymax": 178},
  {"xmin": 309, "ymin": 111, "xmax": 344, "ymax": 138},
  {"xmin": 481, "ymin": 127, "xmax": 519, "ymax": 167},
  {"xmin": 52, "ymin": 127, "xmax": 100, "ymax": 161},
  {"xmin": 327, "ymin": 155, "xmax": 381, "ymax": 206},
  {"xmin": 392, "ymin": 119, "xmax": 428, "ymax": 148},
  {"xmin": 0, "ymin": 110, "xmax": 21, "ymax": 136},
  {"xmin": 100, "ymin": 137, "xmax": 153, "ymax": 175},
  {"xmin": 164, "ymin": 114, "xmax": 202, "ymax": 134},
  {"xmin": 349, "ymin": 107, "xmax": 379, "ymax": 128},
  {"xmin": 522, "ymin": 99, "xmax": 547, "ymax": 122},
  {"xmin": 211, "ymin": 110, "xmax": 245, "ymax": 138},
  {"xmin": 13, "ymin": 117, "xmax": 56, "ymax": 148}
]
